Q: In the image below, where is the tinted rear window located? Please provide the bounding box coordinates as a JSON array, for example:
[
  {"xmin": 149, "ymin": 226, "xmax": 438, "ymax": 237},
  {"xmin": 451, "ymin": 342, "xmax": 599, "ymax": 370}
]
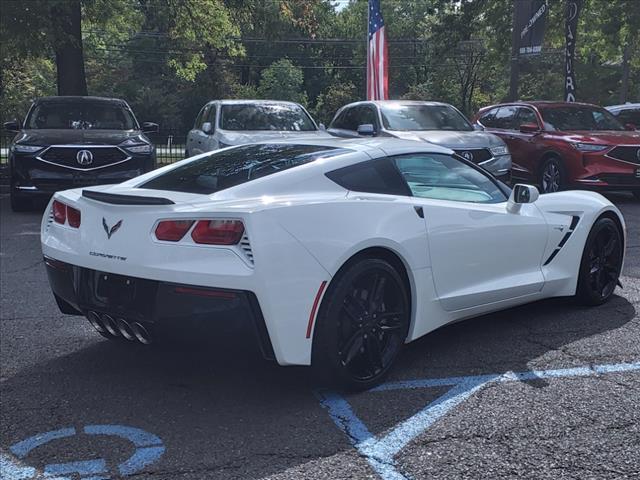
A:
[{"xmin": 141, "ymin": 144, "xmax": 348, "ymax": 194}]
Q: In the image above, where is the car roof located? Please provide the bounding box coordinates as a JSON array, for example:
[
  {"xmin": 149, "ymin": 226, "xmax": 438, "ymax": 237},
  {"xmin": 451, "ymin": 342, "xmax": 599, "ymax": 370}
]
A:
[
  {"xmin": 210, "ymin": 99, "xmax": 304, "ymax": 107},
  {"xmin": 606, "ymin": 103, "xmax": 640, "ymax": 112},
  {"xmin": 482, "ymin": 100, "xmax": 602, "ymax": 110},
  {"xmin": 250, "ymin": 137, "xmax": 454, "ymax": 156},
  {"xmin": 35, "ymin": 96, "xmax": 128, "ymax": 105},
  {"xmin": 340, "ymin": 100, "xmax": 454, "ymax": 108}
]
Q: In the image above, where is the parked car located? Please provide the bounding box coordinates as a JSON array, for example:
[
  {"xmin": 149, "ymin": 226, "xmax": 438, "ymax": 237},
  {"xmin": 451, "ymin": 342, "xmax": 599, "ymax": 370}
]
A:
[
  {"xmin": 186, "ymin": 100, "xmax": 331, "ymax": 156},
  {"xmin": 43, "ymin": 138, "xmax": 625, "ymax": 390},
  {"xmin": 606, "ymin": 103, "xmax": 640, "ymax": 128},
  {"xmin": 475, "ymin": 101, "xmax": 640, "ymax": 198},
  {"xmin": 327, "ymin": 100, "xmax": 512, "ymax": 183},
  {"xmin": 4, "ymin": 96, "xmax": 158, "ymax": 212}
]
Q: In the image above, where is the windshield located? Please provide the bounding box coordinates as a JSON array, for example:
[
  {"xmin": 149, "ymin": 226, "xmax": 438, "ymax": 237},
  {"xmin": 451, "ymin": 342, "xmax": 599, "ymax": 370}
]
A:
[
  {"xmin": 540, "ymin": 106, "xmax": 625, "ymax": 131},
  {"xmin": 220, "ymin": 104, "xmax": 316, "ymax": 131},
  {"xmin": 140, "ymin": 144, "xmax": 349, "ymax": 194},
  {"xmin": 26, "ymin": 102, "xmax": 138, "ymax": 130},
  {"xmin": 380, "ymin": 104, "xmax": 473, "ymax": 131}
]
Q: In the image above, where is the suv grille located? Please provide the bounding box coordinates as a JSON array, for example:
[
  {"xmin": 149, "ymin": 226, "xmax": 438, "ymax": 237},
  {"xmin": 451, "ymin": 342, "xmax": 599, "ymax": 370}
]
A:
[
  {"xmin": 39, "ymin": 146, "xmax": 129, "ymax": 170},
  {"xmin": 607, "ymin": 145, "xmax": 640, "ymax": 165},
  {"xmin": 453, "ymin": 148, "xmax": 492, "ymax": 164}
]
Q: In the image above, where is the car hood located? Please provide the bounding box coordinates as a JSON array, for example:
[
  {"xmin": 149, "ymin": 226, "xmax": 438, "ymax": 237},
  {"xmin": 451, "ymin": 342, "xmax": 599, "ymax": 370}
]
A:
[
  {"xmin": 388, "ymin": 130, "xmax": 505, "ymax": 148},
  {"xmin": 15, "ymin": 129, "xmax": 143, "ymax": 146},
  {"xmin": 219, "ymin": 129, "xmax": 333, "ymax": 144},
  {"xmin": 560, "ymin": 130, "xmax": 640, "ymax": 144}
]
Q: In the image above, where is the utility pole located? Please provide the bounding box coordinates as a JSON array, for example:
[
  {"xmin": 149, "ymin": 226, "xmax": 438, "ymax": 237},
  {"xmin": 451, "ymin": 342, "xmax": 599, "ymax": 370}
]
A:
[
  {"xmin": 620, "ymin": 42, "xmax": 631, "ymax": 104},
  {"xmin": 508, "ymin": 1, "xmax": 520, "ymax": 102}
]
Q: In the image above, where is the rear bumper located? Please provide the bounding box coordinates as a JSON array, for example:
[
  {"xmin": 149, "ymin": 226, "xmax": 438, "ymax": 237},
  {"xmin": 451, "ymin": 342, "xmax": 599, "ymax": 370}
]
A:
[{"xmin": 44, "ymin": 256, "xmax": 275, "ymax": 360}]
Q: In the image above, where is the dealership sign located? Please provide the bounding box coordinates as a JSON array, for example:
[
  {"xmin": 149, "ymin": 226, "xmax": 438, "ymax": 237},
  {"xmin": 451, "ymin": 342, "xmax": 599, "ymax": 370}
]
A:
[
  {"xmin": 515, "ymin": 0, "xmax": 547, "ymax": 55},
  {"xmin": 565, "ymin": 0, "xmax": 582, "ymax": 102}
]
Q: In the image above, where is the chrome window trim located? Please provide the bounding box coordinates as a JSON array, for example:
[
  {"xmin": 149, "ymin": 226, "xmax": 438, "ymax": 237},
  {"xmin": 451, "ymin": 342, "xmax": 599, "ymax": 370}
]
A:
[{"xmin": 35, "ymin": 145, "xmax": 132, "ymax": 172}]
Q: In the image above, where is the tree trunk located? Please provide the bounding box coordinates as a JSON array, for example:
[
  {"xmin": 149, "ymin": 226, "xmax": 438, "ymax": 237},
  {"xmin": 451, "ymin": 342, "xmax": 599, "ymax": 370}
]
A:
[
  {"xmin": 53, "ymin": 0, "xmax": 88, "ymax": 96},
  {"xmin": 620, "ymin": 43, "xmax": 631, "ymax": 104}
]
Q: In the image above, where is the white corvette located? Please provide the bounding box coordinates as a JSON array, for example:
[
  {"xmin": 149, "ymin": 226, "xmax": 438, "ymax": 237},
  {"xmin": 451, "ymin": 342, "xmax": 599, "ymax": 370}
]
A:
[{"xmin": 42, "ymin": 138, "xmax": 626, "ymax": 389}]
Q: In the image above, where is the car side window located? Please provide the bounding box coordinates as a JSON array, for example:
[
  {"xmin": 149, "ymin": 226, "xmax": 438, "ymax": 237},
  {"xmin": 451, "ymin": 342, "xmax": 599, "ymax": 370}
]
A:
[
  {"xmin": 392, "ymin": 153, "xmax": 507, "ymax": 204},
  {"xmin": 355, "ymin": 106, "xmax": 378, "ymax": 130},
  {"xmin": 617, "ymin": 109, "xmax": 640, "ymax": 125},
  {"xmin": 517, "ymin": 107, "xmax": 538, "ymax": 127},
  {"xmin": 325, "ymin": 158, "xmax": 411, "ymax": 196},
  {"xmin": 479, "ymin": 108, "xmax": 499, "ymax": 128},
  {"xmin": 332, "ymin": 107, "xmax": 360, "ymax": 131},
  {"xmin": 199, "ymin": 105, "xmax": 211, "ymax": 129},
  {"xmin": 206, "ymin": 104, "xmax": 217, "ymax": 131},
  {"xmin": 194, "ymin": 106, "xmax": 206, "ymax": 129},
  {"xmin": 493, "ymin": 106, "xmax": 519, "ymax": 130}
]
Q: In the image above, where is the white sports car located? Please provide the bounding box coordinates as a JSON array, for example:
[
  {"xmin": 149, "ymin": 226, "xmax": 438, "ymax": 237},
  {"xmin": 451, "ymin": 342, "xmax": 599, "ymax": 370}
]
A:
[{"xmin": 42, "ymin": 138, "xmax": 626, "ymax": 389}]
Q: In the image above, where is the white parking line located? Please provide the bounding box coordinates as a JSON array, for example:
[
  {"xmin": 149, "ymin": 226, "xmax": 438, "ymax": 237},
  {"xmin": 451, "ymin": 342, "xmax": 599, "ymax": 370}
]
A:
[{"xmin": 317, "ymin": 361, "xmax": 640, "ymax": 480}]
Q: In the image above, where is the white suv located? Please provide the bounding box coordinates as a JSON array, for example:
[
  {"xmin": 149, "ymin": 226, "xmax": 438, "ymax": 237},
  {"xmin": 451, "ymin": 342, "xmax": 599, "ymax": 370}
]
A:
[{"xmin": 186, "ymin": 100, "xmax": 330, "ymax": 157}]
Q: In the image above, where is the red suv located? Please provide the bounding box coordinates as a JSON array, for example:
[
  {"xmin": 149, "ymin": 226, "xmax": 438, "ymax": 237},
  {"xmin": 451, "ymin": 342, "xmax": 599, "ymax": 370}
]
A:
[{"xmin": 474, "ymin": 101, "xmax": 640, "ymax": 199}]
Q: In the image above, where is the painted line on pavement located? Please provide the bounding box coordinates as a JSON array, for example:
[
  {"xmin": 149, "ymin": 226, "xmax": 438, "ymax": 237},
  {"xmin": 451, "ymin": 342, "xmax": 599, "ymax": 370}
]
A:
[{"xmin": 317, "ymin": 360, "xmax": 640, "ymax": 480}]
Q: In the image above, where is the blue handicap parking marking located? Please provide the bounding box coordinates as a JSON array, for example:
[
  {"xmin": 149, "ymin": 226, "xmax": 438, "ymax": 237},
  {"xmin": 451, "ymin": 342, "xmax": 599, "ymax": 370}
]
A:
[
  {"xmin": 317, "ymin": 361, "xmax": 640, "ymax": 480},
  {"xmin": 1, "ymin": 424, "xmax": 165, "ymax": 480}
]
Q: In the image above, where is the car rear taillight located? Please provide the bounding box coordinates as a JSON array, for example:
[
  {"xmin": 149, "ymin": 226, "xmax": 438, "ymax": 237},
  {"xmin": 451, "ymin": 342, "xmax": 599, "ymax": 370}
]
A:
[
  {"xmin": 52, "ymin": 200, "xmax": 81, "ymax": 228},
  {"xmin": 191, "ymin": 220, "xmax": 244, "ymax": 245},
  {"xmin": 155, "ymin": 220, "xmax": 195, "ymax": 241},
  {"xmin": 67, "ymin": 206, "xmax": 81, "ymax": 228},
  {"xmin": 53, "ymin": 200, "xmax": 66, "ymax": 224}
]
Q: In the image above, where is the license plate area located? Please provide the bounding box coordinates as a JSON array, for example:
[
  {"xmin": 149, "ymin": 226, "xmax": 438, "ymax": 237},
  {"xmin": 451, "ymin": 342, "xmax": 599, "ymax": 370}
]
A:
[{"xmin": 96, "ymin": 272, "xmax": 137, "ymax": 304}]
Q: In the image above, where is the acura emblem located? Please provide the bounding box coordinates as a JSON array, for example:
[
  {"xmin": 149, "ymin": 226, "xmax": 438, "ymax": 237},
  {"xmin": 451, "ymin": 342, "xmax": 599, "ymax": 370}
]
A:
[
  {"xmin": 76, "ymin": 149, "xmax": 93, "ymax": 166},
  {"xmin": 460, "ymin": 151, "xmax": 474, "ymax": 161},
  {"xmin": 103, "ymin": 218, "xmax": 123, "ymax": 239}
]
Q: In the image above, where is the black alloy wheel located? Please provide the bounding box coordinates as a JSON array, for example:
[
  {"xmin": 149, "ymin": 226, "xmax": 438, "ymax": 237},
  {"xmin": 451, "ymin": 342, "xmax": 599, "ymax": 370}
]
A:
[
  {"xmin": 540, "ymin": 157, "xmax": 565, "ymax": 194},
  {"xmin": 577, "ymin": 217, "xmax": 623, "ymax": 305},
  {"xmin": 313, "ymin": 258, "xmax": 410, "ymax": 390}
]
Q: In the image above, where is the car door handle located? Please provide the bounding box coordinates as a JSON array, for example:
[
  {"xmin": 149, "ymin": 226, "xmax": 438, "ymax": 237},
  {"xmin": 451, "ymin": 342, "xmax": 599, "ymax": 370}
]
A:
[{"xmin": 414, "ymin": 206, "xmax": 424, "ymax": 218}]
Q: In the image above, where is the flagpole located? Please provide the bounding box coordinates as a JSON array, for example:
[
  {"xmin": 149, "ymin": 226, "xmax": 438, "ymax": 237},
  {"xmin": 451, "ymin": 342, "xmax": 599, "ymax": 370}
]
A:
[{"xmin": 366, "ymin": 0, "xmax": 370, "ymax": 100}]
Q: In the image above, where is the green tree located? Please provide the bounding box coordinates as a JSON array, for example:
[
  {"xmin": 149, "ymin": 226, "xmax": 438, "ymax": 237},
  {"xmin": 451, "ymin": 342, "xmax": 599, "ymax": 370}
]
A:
[
  {"xmin": 313, "ymin": 81, "xmax": 358, "ymax": 124},
  {"xmin": 258, "ymin": 59, "xmax": 308, "ymax": 104}
]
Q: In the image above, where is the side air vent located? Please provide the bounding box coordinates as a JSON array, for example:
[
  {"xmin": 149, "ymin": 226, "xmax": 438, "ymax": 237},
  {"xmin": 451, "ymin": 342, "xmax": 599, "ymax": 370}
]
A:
[
  {"xmin": 544, "ymin": 215, "xmax": 580, "ymax": 266},
  {"xmin": 239, "ymin": 233, "xmax": 254, "ymax": 265},
  {"xmin": 45, "ymin": 206, "xmax": 54, "ymax": 232}
]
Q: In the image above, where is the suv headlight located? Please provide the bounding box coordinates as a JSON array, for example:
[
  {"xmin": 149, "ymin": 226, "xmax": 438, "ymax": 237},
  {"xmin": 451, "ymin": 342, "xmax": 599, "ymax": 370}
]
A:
[
  {"xmin": 489, "ymin": 145, "xmax": 509, "ymax": 156},
  {"xmin": 572, "ymin": 143, "xmax": 609, "ymax": 152},
  {"xmin": 13, "ymin": 144, "xmax": 43, "ymax": 153},
  {"xmin": 120, "ymin": 137, "xmax": 153, "ymax": 154}
]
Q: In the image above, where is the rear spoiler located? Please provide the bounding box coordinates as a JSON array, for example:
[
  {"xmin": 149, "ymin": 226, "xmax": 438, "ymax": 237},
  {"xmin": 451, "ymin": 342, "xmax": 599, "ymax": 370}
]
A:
[{"xmin": 82, "ymin": 190, "xmax": 174, "ymax": 205}]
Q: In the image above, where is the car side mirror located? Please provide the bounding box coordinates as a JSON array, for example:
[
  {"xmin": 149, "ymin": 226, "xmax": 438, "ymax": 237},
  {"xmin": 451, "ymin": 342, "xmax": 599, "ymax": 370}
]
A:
[
  {"xmin": 318, "ymin": 123, "xmax": 326, "ymax": 131},
  {"xmin": 202, "ymin": 122, "xmax": 213, "ymax": 134},
  {"xmin": 357, "ymin": 124, "xmax": 376, "ymax": 136},
  {"xmin": 4, "ymin": 120, "xmax": 20, "ymax": 132},
  {"xmin": 624, "ymin": 123, "xmax": 637, "ymax": 131},
  {"xmin": 141, "ymin": 122, "xmax": 159, "ymax": 133},
  {"xmin": 473, "ymin": 123, "xmax": 484, "ymax": 131},
  {"xmin": 519, "ymin": 123, "xmax": 540, "ymax": 134},
  {"xmin": 507, "ymin": 184, "xmax": 539, "ymax": 213}
]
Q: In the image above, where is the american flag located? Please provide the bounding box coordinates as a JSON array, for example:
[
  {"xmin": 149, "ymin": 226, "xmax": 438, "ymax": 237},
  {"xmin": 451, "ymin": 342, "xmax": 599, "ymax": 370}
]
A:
[{"xmin": 367, "ymin": 0, "xmax": 388, "ymax": 100}]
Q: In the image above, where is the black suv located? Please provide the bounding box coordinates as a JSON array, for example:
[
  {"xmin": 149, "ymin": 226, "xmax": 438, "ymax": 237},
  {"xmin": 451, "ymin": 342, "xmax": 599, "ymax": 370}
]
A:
[{"xmin": 4, "ymin": 96, "xmax": 158, "ymax": 211}]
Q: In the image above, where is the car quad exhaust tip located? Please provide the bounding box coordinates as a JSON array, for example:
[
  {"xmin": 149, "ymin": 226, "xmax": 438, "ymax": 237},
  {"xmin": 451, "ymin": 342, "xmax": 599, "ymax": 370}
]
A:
[
  {"xmin": 130, "ymin": 322, "xmax": 153, "ymax": 345},
  {"xmin": 86, "ymin": 312, "xmax": 153, "ymax": 345}
]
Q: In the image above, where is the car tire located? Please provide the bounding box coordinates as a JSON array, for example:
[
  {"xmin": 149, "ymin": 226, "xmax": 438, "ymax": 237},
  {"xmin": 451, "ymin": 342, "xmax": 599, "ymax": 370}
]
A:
[
  {"xmin": 576, "ymin": 217, "xmax": 623, "ymax": 306},
  {"xmin": 312, "ymin": 257, "xmax": 410, "ymax": 391},
  {"xmin": 539, "ymin": 156, "xmax": 565, "ymax": 194}
]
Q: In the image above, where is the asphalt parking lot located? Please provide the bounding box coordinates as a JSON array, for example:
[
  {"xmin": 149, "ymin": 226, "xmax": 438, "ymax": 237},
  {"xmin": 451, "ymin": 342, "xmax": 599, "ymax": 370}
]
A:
[{"xmin": 1, "ymin": 190, "xmax": 639, "ymax": 480}]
